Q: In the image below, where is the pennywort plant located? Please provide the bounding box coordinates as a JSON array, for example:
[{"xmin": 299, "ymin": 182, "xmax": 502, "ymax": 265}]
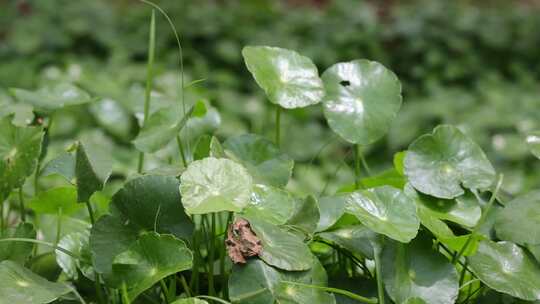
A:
[{"xmin": 1, "ymin": 9, "xmax": 540, "ymax": 304}]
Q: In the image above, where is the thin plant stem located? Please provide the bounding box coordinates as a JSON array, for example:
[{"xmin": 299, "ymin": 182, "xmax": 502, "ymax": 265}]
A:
[
  {"xmin": 54, "ymin": 207, "xmax": 63, "ymax": 246},
  {"xmin": 208, "ymin": 213, "xmax": 216, "ymax": 296},
  {"xmin": 358, "ymin": 147, "xmax": 372, "ymax": 176},
  {"xmin": 85, "ymin": 201, "xmax": 96, "ymax": 225},
  {"xmin": 176, "ymin": 135, "xmax": 188, "ymax": 167},
  {"xmin": 0, "ymin": 201, "xmax": 4, "ymax": 234},
  {"xmin": 374, "ymin": 244, "xmax": 385, "ymax": 304},
  {"xmin": 178, "ymin": 274, "xmax": 192, "ymax": 297},
  {"xmin": 159, "ymin": 280, "xmax": 170, "ymax": 304},
  {"xmin": 452, "ymin": 174, "xmax": 503, "ymax": 264},
  {"xmin": 281, "ymin": 281, "xmax": 378, "ymax": 304},
  {"xmin": 0, "ymin": 238, "xmax": 84, "ymax": 261},
  {"xmin": 275, "ymin": 106, "xmax": 281, "ymax": 148},
  {"xmin": 197, "ymin": 295, "xmax": 232, "ymax": 304},
  {"xmin": 137, "ymin": 9, "xmax": 156, "ymax": 174},
  {"xmin": 18, "ymin": 188, "xmax": 25, "ymax": 222},
  {"xmin": 221, "ymin": 212, "xmax": 233, "ymax": 299},
  {"xmin": 94, "ymin": 273, "xmax": 105, "ymax": 304},
  {"xmin": 68, "ymin": 284, "xmax": 87, "ymax": 304},
  {"xmin": 121, "ymin": 282, "xmax": 130, "ymax": 304},
  {"xmin": 353, "ymin": 144, "xmax": 362, "ymax": 189},
  {"xmin": 190, "ymin": 227, "xmax": 200, "ymax": 293}
]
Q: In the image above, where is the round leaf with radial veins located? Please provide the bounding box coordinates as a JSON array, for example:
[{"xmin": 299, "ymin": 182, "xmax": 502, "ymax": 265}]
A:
[
  {"xmin": 322, "ymin": 59, "xmax": 402, "ymax": 145},
  {"xmin": 180, "ymin": 157, "xmax": 253, "ymax": 214},
  {"xmin": 242, "ymin": 46, "xmax": 324, "ymax": 109},
  {"xmin": 345, "ymin": 186, "xmax": 419, "ymax": 243},
  {"xmin": 405, "ymin": 125, "xmax": 496, "ymax": 199},
  {"xmin": 494, "ymin": 190, "xmax": 540, "ymax": 245},
  {"xmin": 468, "ymin": 240, "xmax": 540, "ymax": 301}
]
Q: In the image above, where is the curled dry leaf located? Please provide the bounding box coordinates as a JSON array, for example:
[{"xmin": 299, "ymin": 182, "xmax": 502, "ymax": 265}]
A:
[{"xmin": 226, "ymin": 218, "xmax": 263, "ymax": 264}]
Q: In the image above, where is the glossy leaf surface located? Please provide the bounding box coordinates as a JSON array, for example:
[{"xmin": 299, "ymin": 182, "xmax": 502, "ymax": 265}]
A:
[
  {"xmin": 405, "ymin": 125, "xmax": 495, "ymax": 199},
  {"xmin": 345, "ymin": 186, "xmax": 419, "ymax": 243},
  {"xmin": 180, "ymin": 157, "xmax": 252, "ymax": 214},
  {"xmin": 495, "ymin": 190, "xmax": 540, "ymax": 245},
  {"xmin": 322, "ymin": 60, "xmax": 402, "ymax": 144},
  {"xmin": 242, "ymin": 46, "xmax": 324, "ymax": 109}
]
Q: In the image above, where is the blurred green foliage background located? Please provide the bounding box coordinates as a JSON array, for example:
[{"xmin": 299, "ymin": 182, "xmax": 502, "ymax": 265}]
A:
[{"xmin": 1, "ymin": 0, "xmax": 539, "ymax": 196}]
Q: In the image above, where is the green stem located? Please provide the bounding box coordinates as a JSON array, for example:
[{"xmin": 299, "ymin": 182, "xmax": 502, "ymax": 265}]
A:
[
  {"xmin": 0, "ymin": 238, "xmax": 84, "ymax": 261},
  {"xmin": 358, "ymin": 147, "xmax": 372, "ymax": 176},
  {"xmin": 159, "ymin": 280, "xmax": 170, "ymax": 304},
  {"xmin": 18, "ymin": 188, "xmax": 25, "ymax": 222},
  {"xmin": 55, "ymin": 208, "xmax": 63, "ymax": 246},
  {"xmin": 190, "ymin": 226, "xmax": 200, "ymax": 294},
  {"xmin": 176, "ymin": 135, "xmax": 188, "ymax": 167},
  {"xmin": 121, "ymin": 282, "xmax": 130, "ymax": 304},
  {"xmin": 275, "ymin": 106, "xmax": 281, "ymax": 148},
  {"xmin": 94, "ymin": 273, "xmax": 105, "ymax": 304},
  {"xmin": 452, "ymin": 174, "xmax": 503, "ymax": 264},
  {"xmin": 0, "ymin": 201, "xmax": 4, "ymax": 234},
  {"xmin": 353, "ymin": 144, "xmax": 362, "ymax": 190},
  {"xmin": 374, "ymin": 245, "xmax": 385, "ymax": 304},
  {"xmin": 137, "ymin": 9, "xmax": 156, "ymax": 174},
  {"xmin": 85, "ymin": 201, "xmax": 96, "ymax": 225},
  {"xmin": 221, "ymin": 212, "xmax": 233, "ymax": 299},
  {"xmin": 208, "ymin": 213, "xmax": 216, "ymax": 296},
  {"xmin": 281, "ymin": 281, "xmax": 378, "ymax": 304},
  {"xmin": 179, "ymin": 274, "xmax": 192, "ymax": 297},
  {"xmin": 197, "ymin": 295, "xmax": 232, "ymax": 304}
]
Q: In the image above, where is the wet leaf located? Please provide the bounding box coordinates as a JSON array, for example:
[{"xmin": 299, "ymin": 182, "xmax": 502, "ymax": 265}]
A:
[
  {"xmin": 229, "ymin": 257, "xmax": 335, "ymax": 304},
  {"xmin": 180, "ymin": 157, "xmax": 252, "ymax": 214},
  {"xmin": 0, "ymin": 117, "xmax": 43, "ymax": 201},
  {"xmin": 382, "ymin": 236, "xmax": 459, "ymax": 304},
  {"xmin": 246, "ymin": 216, "xmax": 313, "ymax": 271},
  {"xmin": 345, "ymin": 186, "xmax": 420, "ymax": 243},
  {"xmin": 242, "ymin": 184, "xmax": 297, "ymax": 225},
  {"xmin": 56, "ymin": 230, "xmax": 93, "ymax": 280},
  {"xmin": 405, "ymin": 125, "xmax": 496, "ymax": 199},
  {"xmin": 0, "ymin": 260, "xmax": 71, "ymax": 303},
  {"xmin": 322, "ymin": 60, "xmax": 402, "ymax": 144},
  {"xmin": 468, "ymin": 240, "xmax": 540, "ymax": 301},
  {"xmin": 224, "ymin": 134, "xmax": 294, "ymax": 187},
  {"xmin": 112, "ymin": 232, "xmax": 192, "ymax": 301},
  {"xmin": 494, "ymin": 190, "xmax": 540, "ymax": 245},
  {"xmin": 242, "ymin": 46, "xmax": 324, "ymax": 109}
]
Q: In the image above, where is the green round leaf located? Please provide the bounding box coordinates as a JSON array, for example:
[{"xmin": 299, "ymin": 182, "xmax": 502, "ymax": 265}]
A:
[
  {"xmin": 0, "ymin": 260, "xmax": 71, "ymax": 304},
  {"xmin": 55, "ymin": 231, "xmax": 93, "ymax": 280},
  {"xmin": 318, "ymin": 224, "xmax": 376, "ymax": 259},
  {"xmin": 0, "ymin": 117, "xmax": 43, "ymax": 201},
  {"xmin": 89, "ymin": 98, "xmax": 133, "ymax": 139},
  {"xmin": 495, "ymin": 190, "xmax": 540, "ymax": 245},
  {"xmin": 322, "ymin": 59, "xmax": 402, "ymax": 145},
  {"xmin": 242, "ymin": 46, "xmax": 324, "ymax": 109},
  {"xmin": 242, "ymin": 184, "xmax": 297, "ymax": 225},
  {"xmin": 41, "ymin": 151, "xmax": 76, "ymax": 183},
  {"xmin": 382, "ymin": 236, "xmax": 459, "ymax": 304},
  {"xmin": 285, "ymin": 195, "xmax": 320, "ymax": 235},
  {"xmin": 405, "ymin": 185, "xmax": 481, "ymax": 228},
  {"xmin": 224, "ymin": 134, "xmax": 294, "ymax": 187},
  {"xmin": 90, "ymin": 215, "xmax": 138, "ymax": 285},
  {"xmin": 27, "ymin": 186, "xmax": 83, "ymax": 215},
  {"xmin": 112, "ymin": 232, "xmax": 193, "ymax": 301},
  {"xmin": 229, "ymin": 257, "xmax": 334, "ymax": 304},
  {"xmin": 180, "ymin": 157, "xmax": 253, "ymax": 214},
  {"xmin": 316, "ymin": 195, "xmax": 348, "ymax": 232},
  {"xmin": 468, "ymin": 240, "xmax": 540, "ymax": 301},
  {"xmin": 111, "ymin": 175, "xmax": 193, "ymax": 239},
  {"xmin": 10, "ymin": 82, "xmax": 92, "ymax": 112},
  {"xmin": 345, "ymin": 186, "xmax": 420, "ymax": 243},
  {"xmin": 526, "ymin": 131, "xmax": 540, "ymax": 159},
  {"xmin": 405, "ymin": 125, "xmax": 496, "ymax": 199},
  {"xmin": 246, "ymin": 216, "xmax": 313, "ymax": 271}
]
